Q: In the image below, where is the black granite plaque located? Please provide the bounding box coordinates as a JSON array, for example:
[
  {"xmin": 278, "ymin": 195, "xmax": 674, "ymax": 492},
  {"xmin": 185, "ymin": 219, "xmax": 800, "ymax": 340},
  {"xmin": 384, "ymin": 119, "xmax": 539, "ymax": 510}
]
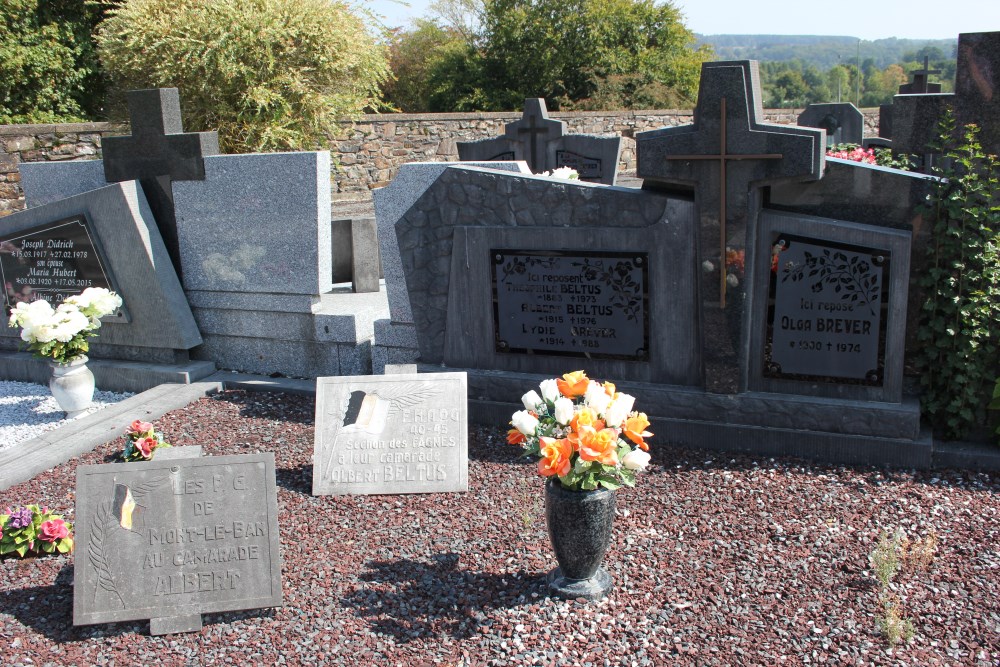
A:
[
  {"xmin": 766, "ymin": 235, "xmax": 888, "ymax": 384},
  {"xmin": 0, "ymin": 215, "xmax": 123, "ymax": 318},
  {"xmin": 73, "ymin": 453, "xmax": 282, "ymax": 633},
  {"xmin": 492, "ymin": 250, "xmax": 648, "ymax": 360},
  {"xmin": 555, "ymin": 150, "xmax": 602, "ymax": 180},
  {"xmin": 489, "ymin": 151, "xmax": 516, "ymax": 161}
]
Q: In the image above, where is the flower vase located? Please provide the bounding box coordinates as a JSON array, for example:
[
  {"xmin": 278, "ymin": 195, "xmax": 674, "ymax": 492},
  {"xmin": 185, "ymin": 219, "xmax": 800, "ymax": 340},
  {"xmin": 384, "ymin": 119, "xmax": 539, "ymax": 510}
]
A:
[
  {"xmin": 49, "ymin": 355, "xmax": 95, "ymax": 418},
  {"xmin": 544, "ymin": 480, "xmax": 615, "ymax": 601}
]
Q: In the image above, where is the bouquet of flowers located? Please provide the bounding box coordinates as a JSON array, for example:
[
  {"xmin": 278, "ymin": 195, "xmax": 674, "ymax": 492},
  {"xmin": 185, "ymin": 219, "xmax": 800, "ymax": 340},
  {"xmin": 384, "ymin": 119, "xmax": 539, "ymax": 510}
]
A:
[
  {"xmin": 509, "ymin": 370, "xmax": 652, "ymax": 491},
  {"xmin": 7, "ymin": 287, "xmax": 122, "ymax": 363},
  {"xmin": 0, "ymin": 504, "xmax": 74, "ymax": 558},
  {"xmin": 122, "ymin": 419, "xmax": 172, "ymax": 462}
]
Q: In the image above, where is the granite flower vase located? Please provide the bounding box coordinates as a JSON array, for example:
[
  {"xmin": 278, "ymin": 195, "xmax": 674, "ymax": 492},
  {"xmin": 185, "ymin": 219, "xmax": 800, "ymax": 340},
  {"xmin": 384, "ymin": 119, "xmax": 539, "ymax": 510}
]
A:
[
  {"xmin": 544, "ymin": 479, "xmax": 615, "ymax": 601},
  {"xmin": 49, "ymin": 355, "xmax": 95, "ymax": 418}
]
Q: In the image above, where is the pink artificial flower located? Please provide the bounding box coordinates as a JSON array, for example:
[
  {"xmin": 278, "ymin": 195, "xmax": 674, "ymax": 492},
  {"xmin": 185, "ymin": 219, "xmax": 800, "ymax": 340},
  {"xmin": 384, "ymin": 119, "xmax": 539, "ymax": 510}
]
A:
[
  {"xmin": 129, "ymin": 420, "xmax": 154, "ymax": 435},
  {"xmin": 39, "ymin": 518, "xmax": 69, "ymax": 542},
  {"xmin": 135, "ymin": 436, "xmax": 157, "ymax": 459}
]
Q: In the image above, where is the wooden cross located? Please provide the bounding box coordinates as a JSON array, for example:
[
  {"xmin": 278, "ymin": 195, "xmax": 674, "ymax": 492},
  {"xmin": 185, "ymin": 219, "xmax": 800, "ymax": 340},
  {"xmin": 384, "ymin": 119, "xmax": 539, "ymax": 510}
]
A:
[{"xmin": 661, "ymin": 97, "xmax": 783, "ymax": 307}]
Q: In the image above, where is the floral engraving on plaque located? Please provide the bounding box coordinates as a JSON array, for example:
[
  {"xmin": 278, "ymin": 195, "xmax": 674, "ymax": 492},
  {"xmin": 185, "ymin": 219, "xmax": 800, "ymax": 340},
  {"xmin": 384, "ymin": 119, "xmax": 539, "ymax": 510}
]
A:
[
  {"xmin": 779, "ymin": 246, "xmax": 882, "ymax": 317},
  {"xmin": 573, "ymin": 258, "xmax": 644, "ymax": 321}
]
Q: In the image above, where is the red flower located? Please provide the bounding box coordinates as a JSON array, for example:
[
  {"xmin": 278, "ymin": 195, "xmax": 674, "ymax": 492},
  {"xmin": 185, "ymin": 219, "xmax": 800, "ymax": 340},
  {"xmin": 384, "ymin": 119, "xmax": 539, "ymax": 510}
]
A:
[
  {"xmin": 135, "ymin": 436, "xmax": 157, "ymax": 459},
  {"xmin": 39, "ymin": 518, "xmax": 69, "ymax": 542}
]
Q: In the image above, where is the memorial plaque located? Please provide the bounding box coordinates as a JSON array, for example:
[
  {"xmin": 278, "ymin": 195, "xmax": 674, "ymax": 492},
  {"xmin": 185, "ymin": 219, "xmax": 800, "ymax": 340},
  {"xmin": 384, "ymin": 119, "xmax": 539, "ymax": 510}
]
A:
[
  {"xmin": 313, "ymin": 372, "xmax": 468, "ymax": 496},
  {"xmin": 0, "ymin": 215, "xmax": 123, "ymax": 318},
  {"xmin": 73, "ymin": 453, "xmax": 282, "ymax": 632},
  {"xmin": 490, "ymin": 151, "xmax": 516, "ymax": 161},
  {"xmin": 766, "ymin": 235, "xmax": 888, "ymax": 384},
  {"xmin": 555, "ymin": 150, "xmax": 602, "ymax": 180},
  {"xmin": 492, "ymin": 250, "xmax": 649, "ymax": 360}
]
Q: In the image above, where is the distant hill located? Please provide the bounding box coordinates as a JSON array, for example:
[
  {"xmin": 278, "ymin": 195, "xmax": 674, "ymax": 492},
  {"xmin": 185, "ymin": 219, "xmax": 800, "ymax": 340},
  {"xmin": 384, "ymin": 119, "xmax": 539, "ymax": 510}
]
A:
[{"xmin": 696, "ymin": 35, "xmax": 958, "ymax": 71}]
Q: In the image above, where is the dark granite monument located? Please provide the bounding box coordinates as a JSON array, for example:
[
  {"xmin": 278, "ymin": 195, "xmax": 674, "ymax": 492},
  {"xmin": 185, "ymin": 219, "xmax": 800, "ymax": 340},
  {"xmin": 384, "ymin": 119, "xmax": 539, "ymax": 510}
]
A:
[
  {"xmin": 797, "ymin": 103, "xmax": 865, "ymax": 147},
  {"xmin": 457, "ymin": 99, "xmax": 623, "ymax": 185},
  {"xmin": 376, "ymin": 57, "xmax": 937, "ymax": 468},
  {"xmin": 73, "ymin": 453, "xmax": 282, "ymax": 635}
]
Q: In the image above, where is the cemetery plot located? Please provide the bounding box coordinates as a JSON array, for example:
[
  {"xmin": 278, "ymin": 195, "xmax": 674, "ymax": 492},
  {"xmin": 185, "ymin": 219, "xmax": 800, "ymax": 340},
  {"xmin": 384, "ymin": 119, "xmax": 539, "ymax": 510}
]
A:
[
  {"xmin": 492, "ymin": 250, "xmax": 649, "ymax": 361},
  {"xmin": 73, "ymin": 453, "xmax": 282, "ymax": 629},
  {"xmin": 0, "ymin": 216, "xmax": 122, "ymax": 318},
  {"xmin": 313, "ymin": 373, "xmax": 469, "ymax": 496},
  {"xmin": 765, "ymin": 235, "xmax": 888, "ymax": 385}
]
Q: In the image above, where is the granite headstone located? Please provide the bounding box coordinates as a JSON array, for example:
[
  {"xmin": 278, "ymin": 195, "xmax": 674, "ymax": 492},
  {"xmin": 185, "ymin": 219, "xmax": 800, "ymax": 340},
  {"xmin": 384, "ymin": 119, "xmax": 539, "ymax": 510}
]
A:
[
  {"xmin": 73, "ymin": 453, "xmax": 282, "ymax": 635},
  {"xmin": 797, "ymin": 103, "xmax": 864, "ymax": 147},
  {"xmin": 313, "ymin": 372, "xmax": 468, "ymax": 495}
]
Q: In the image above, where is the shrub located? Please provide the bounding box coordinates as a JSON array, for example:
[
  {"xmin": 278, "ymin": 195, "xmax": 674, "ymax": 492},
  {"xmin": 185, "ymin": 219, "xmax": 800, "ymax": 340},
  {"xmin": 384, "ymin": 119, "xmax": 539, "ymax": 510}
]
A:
[{"xmin": 96, "ymin": 0, "xmax": 391, "ymax": 153}]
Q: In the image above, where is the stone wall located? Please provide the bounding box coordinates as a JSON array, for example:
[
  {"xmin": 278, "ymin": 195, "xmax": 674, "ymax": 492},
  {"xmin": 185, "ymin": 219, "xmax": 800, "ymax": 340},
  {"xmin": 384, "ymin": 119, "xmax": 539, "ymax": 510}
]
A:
[{"xmin": 0, "ymin": 109, "xmax": 881, "ymax": 213}]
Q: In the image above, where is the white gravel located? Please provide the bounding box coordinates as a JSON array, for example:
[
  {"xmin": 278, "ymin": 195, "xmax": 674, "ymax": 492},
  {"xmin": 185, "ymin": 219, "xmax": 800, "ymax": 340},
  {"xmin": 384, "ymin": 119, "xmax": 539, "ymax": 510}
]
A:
[{"xmin": 0, "ymin": 380, "xmax": 133, "ymax": 452}]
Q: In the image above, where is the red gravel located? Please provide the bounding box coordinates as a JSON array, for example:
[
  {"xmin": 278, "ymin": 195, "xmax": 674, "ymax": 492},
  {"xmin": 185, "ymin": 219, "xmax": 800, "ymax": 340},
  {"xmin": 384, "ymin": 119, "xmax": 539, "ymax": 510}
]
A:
[{"xmin": 1, "ymin": 390, "xmax": 998, "ymax": 666}]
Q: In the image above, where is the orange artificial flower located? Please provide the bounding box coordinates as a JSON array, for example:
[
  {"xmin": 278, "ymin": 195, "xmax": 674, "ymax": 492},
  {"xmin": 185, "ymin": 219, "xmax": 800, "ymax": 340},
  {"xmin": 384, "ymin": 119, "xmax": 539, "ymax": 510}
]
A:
[
  {"xmin": 538, "ymin": 436, "xmax": 573, "ymax": 477},
  {"xmin": 576, "ymin": 425, "xmax": 619, "ymax": 466},
  {"xmin": 556, "ymin": 370, "xmax": 589, "ymax": 398},
  {"xmin": 571, "ymin": 406, "xmax": 600, "ymax": 433},
  {"xmin": 507, "ymin": 427, "xmax": 526, "ymax": 445},
  {"xmin": 623, "ymin": 413, "xmax": 653, "ymax": 451},
  {"xmin": 602, "ymin": 381, "xmax": 617, "ymax": 398}
]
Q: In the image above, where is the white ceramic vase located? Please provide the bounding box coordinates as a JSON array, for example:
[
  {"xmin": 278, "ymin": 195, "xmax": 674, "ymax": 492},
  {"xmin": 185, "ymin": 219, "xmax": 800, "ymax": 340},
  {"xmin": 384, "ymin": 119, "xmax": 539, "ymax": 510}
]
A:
[{"xmin": 49, "ymin": 355, "xmax": 95, "ymax": 418}]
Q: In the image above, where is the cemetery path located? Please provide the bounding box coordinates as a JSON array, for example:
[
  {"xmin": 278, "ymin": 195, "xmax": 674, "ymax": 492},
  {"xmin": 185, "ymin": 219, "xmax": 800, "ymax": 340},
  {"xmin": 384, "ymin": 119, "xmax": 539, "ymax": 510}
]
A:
[{"xmin": 1, "ymin": 390, "xmax": 997, "ymax": 666}]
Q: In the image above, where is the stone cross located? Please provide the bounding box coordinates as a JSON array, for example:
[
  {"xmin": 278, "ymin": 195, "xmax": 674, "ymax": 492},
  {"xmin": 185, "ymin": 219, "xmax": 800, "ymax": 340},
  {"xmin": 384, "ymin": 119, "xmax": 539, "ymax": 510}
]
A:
[
  {"xmin": 102, "ymin": 88, "xmax": 220, "ymax": 276},
  {"xmin": 636, "ymin": 61, "xmax": 824, "ymax": 392},
  {"xmin": 503, "ymin": 98, "xmax": 564, "ymax": 172},
  {"xmin": 898, "ymin": 56, "xmax": 943, "ymax": 94}
]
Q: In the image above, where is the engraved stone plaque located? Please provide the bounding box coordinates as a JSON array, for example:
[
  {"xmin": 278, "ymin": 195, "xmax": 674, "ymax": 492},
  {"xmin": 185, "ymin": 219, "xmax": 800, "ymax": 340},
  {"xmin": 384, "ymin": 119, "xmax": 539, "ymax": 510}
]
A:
[
  {"xmin": 490, "ymin": 151, "xmax": 516, "ymax": 161},
  {"xmin": 767, "ymin": 235, "xmax": 888, "ymax": 384},
  {"xmin": 73, "ymin": 454, "xmax": 282, "ymax": 632},
  {"xmin": 555, "ymin": 150, "xmax": 602, "ymax": 180},
  {"xmin": 0, "ymin": 215, "xmax": 123, "ymax": 317},
  {"xmin": 492, "ymin": 250, "xmax": 648, "ymax": 360},
  {"xmin": 313, "ymin": 372, "xmax": 469, "ymax": 496}
]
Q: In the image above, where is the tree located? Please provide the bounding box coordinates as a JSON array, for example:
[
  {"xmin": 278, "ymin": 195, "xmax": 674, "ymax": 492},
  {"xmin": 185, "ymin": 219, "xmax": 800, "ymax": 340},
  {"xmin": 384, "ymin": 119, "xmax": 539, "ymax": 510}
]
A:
[
  {"xmin": 97, "ymin": 0, "xmax": 391, "ymax": 153},
  {"xmin": 382, "ymin": 20, "xmax": 473, "ymax": 112},
  {"xmin": 0, "ymin": 1, "xmax": 112, "ymax": 123}
]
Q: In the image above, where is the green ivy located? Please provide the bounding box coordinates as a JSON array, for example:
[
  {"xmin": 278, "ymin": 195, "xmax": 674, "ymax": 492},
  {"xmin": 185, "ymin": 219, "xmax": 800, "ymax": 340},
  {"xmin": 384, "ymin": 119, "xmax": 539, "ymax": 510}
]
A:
[{"xmin": 914, "ymin": 107, "xmax": 1000, "ymax": 442}]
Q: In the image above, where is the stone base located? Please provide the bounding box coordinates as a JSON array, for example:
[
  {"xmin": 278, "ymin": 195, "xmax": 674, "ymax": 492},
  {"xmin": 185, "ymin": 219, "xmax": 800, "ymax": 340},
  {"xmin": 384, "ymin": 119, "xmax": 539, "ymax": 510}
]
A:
[
  {"xmin": 0, "ymin": 351, "xmax": 216, "ymax": 393},
  {"xmin": 546, "ymin": 567, "xmax": 613, "ymax": 601}
]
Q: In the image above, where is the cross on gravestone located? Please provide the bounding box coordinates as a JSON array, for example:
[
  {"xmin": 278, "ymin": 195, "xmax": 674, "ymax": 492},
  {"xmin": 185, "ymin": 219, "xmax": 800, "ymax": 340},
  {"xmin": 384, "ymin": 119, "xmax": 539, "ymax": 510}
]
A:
[
  {"xmin": 503, "ymin": 98, "xmax": 564, "ymax": 172},
  {"xmin": 899, "ymin": 56, "xmax": 943, "ymax": 95},
  {"xmin": 102, "ymin": 88, "xmax": 220, "ymax": 277},
  {"xmin": 636, "ymin": 61, "xmax": 824, "ymax": 393}
]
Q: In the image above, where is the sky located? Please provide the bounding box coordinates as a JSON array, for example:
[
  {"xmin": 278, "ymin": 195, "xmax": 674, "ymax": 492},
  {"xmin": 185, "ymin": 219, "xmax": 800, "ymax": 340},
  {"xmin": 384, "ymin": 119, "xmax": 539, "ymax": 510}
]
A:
[{"xmin": 365, "ymin": 0, "xmax": 999, "ymax": 41}]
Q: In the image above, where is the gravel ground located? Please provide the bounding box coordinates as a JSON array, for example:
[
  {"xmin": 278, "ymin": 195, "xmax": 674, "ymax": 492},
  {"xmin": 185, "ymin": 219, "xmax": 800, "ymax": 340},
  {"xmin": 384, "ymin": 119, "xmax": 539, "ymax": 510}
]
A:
[
  {"xmin": 1, "ymin": 390, "xmax": 998, "ymax": 666},
  {"xmin": 0, "ymin": 381, "xmax": 133, "ymax": 452}
]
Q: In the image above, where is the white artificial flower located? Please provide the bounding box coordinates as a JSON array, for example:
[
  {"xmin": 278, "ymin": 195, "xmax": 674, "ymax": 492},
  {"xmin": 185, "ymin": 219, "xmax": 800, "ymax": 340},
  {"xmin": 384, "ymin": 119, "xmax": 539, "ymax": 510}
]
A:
[
  {"xmin": 521, "ymin": 390, "xmax": 543, "ymax": 411},
  {"xmin": 554, "ymin": 397, "xmax": 574, "ymax": 425},
  {"xmin": 539, "ymin": 378, "xmax": 560, "ymax": 404},
  {"xmin": 604, "ymin": 393, "xmax": 635, "ymax": 428},
  {"xmin": 511, "ymin": 410, "xmax": 539, "ymax": 436},
  {"xmin": 9, "ymin": 299, "xmax": 54, "ymax": 329},
  {"xmin": 26, "ymin": 322, "xmax": 55, "ymax": 343},
  {"xmin": 66, "ymin": 287, "xmax": 121, "ymax": 319},
  {"xmin": 623, "ymin": 449, "xmax": 650, "ymax": 471},
  {"xmin": 51, "ymin": 306, "xmax": 89, "ymax": 342},
  {"xmin": 584, "ymin": 381, "xmax": 612, "ymax": 415},
  {"xmin": 546, "ymin": 167, "xmax": 580, "ymax": 180}
]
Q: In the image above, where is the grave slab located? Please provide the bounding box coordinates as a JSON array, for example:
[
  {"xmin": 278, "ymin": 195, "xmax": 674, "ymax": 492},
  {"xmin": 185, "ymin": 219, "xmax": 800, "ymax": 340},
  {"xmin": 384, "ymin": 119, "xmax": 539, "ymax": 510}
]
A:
[
  {"xmin": 73, "ymin": 453, "xmax": 282, "ymax": 630},
  {"xmin": 313, "ymin": 372, "xmax": 468, "ymax": 495}
]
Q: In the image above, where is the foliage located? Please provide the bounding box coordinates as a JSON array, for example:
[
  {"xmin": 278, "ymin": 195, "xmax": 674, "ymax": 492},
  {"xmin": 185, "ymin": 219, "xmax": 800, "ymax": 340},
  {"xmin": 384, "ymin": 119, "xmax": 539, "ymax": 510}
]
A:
[
  {"xmin": 0, "ymin": 504, "xmax": 74, "ymax": 558},
  {"xmin": 509, "ymin": 370, "xmax": 652, "ymax": 492},
  {"xmin": 386, "ymin": 0, "xmax": 710, "ymax": 112},
  {"xmin": 827, "ymin": 143, "xmax": 914, "ymax": 170},
  {"xmin": 914, "ymin": 108, "xmax": 1000, "ymax": 441},
  {"xmin": 991, "ymin": 378, "xmax": 1000, "ymax": 442},
  {"xmin": 7, "ymin": 288, "xmax": 121, "ymax": 364},
  {"xmin": 0, "ymin": 0, "xmax": 113, "ymax": 123},
  {"xmin": 868, "ymin": 528, "xmax": 938, "ymax": 647},
  {"xmin": 121, "ymin": 419, "xmax": 172, "ymax": 462},
  {"xmin": 96, "ymin": 0, "xmax": 391, "ymax": 153}
]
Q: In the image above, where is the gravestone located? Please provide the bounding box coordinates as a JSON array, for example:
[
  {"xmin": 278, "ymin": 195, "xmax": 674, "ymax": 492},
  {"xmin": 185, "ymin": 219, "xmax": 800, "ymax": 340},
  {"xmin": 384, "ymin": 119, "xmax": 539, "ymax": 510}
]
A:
[
  {"xmin": 955, "ymin": 31, "xmax": 1000, "ymax": 157},
  {"xmin": 0, "ymin": 215, "xmax": 124, "ymax": 318},
  {"xmin": 797, "ymin": 103, "xmax": 864, "ymax": 147},
  {"xmin": 73, "ymin": 453, "xmax": 282, "ymax": 635},
  {"xmin": 102, "ymin": 88, "xmax": 220, "ymax": 276},
  {"xmin": 312, "ymin": 372, "xmax": 468, "ymax": 495},
  {"xmin": 457, "ymin": 99, "xmax": 623, "ymax": 185},
  {"xmin": 898, "ymin": 56, "xmax": 943, "ymax": 94},
  {"xmin": 636, "ymin": 60, "xmax": 824, "ymax": 393},
  {"xmin": 0, "ymin": 181, "xmax": 208, "ymax": 390}
]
